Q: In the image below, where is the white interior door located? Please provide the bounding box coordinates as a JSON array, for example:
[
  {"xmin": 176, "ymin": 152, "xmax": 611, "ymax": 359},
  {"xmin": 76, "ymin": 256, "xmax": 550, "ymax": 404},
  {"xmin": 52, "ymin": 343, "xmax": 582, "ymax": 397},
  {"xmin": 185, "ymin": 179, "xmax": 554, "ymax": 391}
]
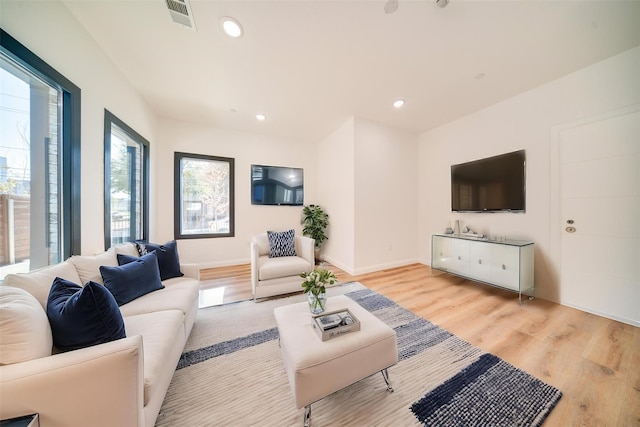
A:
[{"xmin": 559, "ymin": 109, "xmax": 639, "ymax": 326}]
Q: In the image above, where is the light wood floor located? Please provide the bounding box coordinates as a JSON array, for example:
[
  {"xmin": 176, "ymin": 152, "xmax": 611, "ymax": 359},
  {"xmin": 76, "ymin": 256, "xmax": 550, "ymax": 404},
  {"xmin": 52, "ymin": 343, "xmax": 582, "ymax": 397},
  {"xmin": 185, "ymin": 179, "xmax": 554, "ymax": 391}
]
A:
[{"xmin": 199, "ymin": 263, "xmax": 639, "ymax": 426}]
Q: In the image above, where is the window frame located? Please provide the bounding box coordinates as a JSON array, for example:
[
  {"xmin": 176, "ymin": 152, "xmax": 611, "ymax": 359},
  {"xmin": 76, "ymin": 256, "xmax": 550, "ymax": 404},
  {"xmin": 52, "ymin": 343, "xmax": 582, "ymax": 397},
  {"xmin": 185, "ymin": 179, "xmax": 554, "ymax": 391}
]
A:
[
  {"xmin": 0, "ymin": 28, "xmax": 81, "ymax": 258},
  {"xmin": 103, "ymin": 109, "xmax": 149, "ymax": 250},
  {"xmin": 174, "ymin": 152, "xmax": 235, "ymax": 239}
]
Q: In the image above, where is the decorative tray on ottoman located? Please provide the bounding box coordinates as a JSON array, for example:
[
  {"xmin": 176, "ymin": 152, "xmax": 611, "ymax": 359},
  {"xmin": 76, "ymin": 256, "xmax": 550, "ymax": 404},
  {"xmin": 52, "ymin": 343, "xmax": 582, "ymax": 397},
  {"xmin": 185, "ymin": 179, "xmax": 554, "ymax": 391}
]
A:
[{"xmin": 312, "ymin": 308, "xmax": 360, "ymax": 341}]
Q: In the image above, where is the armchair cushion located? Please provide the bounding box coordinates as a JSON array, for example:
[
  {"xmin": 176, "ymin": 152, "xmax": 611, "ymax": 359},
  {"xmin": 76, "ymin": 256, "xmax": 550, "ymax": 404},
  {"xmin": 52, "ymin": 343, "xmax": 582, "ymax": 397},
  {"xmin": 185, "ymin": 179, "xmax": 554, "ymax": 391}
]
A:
[
  {"xmin": 47, "ymin": 278, "xmax": 126, "ymax": 352},
  {"xmin": 267, "ymin": 229, "xmax": 297, "ymax": 258},
  {"xmin": 258, "ymin": 255, "xmax": 312, "ymax": 281}
]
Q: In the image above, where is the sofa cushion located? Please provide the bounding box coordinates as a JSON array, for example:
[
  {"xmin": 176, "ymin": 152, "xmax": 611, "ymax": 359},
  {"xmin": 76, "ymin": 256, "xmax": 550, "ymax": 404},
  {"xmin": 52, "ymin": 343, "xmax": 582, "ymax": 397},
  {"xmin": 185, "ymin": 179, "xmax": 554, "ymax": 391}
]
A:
[
  {"xmin": 119, "ymin": 278, "xmax": 199, "ymax": 318},
  {"xmin": 68, "ymin": 248, "xmax": 118, "ymax": 285},
  {"xmin": 258, "ymin": 255, "xmax": 312, "ymax": 281},
  {"xmin": 101, "ymin": 252, "xmax": 164, "ymax": 306},
  {"xmin": 267, "ymin": 229, "xmax": 297, "ymax": 258},
  {"xmin": 136, "ymin": 240, "xmax": 184, "ymax": 281},
  {"xmin": 124, "ymin": 310, "xmax": 186, "ymax": 406},
  {"xmin": 0, "ymin": 286, "xmax": 53, "ymax": 365},
  {"xmin": 47, "ymin": 278, "xmax": 126, "ymax": 352},
  {"xmin": 3, "ymin": 261, "xmax": 83, "ymax": 310}
]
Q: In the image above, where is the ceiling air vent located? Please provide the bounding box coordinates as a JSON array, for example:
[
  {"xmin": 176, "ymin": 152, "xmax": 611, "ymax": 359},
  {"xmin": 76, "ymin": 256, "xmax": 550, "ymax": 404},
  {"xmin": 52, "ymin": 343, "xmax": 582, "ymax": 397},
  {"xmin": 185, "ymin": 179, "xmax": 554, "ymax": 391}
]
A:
[{"xmin": 165, "ymin": 0, "xmax": 196, "ymax": 30}]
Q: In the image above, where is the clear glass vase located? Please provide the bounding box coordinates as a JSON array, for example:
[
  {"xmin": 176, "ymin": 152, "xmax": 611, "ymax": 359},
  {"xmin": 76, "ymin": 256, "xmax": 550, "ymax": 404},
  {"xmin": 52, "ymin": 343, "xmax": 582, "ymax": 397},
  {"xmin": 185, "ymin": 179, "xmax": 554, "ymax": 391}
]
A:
[{"xmin": 308, "ymin": 292, "xmax": 327, "ymax": 314}]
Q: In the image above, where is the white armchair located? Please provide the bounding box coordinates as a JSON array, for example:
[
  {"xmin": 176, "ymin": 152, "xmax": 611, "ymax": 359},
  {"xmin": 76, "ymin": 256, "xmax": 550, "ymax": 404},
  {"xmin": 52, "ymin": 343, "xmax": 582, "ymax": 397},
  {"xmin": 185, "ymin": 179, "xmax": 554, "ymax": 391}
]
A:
[{"xmin": 250, "ymin": 233, "xmax": 315, "ymax": 300}]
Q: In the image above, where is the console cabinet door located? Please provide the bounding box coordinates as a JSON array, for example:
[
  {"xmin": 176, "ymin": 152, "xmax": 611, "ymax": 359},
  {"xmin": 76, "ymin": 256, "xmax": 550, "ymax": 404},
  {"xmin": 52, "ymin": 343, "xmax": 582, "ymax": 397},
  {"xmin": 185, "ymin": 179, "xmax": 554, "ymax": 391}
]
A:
[
  {"xmin": 432, "ymin": 236, "xmax": 452, "ymax": 271},
  {"xmin": 490, "ymin": 245, "xmax": 520, "ymax": 291},
  {"xmin": 451, "ymin": 239, "xmax": 470, "ymax": 276},
  {"xmin": 468, "ymin": 240, "xmax": 492, "ymax": 283}
]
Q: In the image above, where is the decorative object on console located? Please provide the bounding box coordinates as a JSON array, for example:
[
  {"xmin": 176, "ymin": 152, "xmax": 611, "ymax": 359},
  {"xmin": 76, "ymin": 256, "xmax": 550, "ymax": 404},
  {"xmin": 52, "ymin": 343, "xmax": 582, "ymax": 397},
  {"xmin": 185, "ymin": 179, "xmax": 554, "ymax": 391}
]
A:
[
  {"xmin": 461, "ymin": 226, "xmax": 484, "ymax": 239},
  {"xmin": 301, "ymin": 204, "xmax": 329, "ymax": 262},
  {"xmin": 453, "ymin": 219, "xmax": 461, "ymax": 235},
  {"xmin": 267, "ymin": 229, "xmax": 297, "ymax": 258},
  {"xmin": 300, "ymin": 268, "xmax": 337, "ymax": 314}
]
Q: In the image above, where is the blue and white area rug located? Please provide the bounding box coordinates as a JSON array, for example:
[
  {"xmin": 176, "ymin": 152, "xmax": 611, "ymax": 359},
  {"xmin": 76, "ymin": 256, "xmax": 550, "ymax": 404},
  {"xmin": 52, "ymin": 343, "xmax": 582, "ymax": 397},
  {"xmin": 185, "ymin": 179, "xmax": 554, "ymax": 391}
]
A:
[{"xmin": 157, "ymin": 282, "xmax": 562, "ymax": 426}]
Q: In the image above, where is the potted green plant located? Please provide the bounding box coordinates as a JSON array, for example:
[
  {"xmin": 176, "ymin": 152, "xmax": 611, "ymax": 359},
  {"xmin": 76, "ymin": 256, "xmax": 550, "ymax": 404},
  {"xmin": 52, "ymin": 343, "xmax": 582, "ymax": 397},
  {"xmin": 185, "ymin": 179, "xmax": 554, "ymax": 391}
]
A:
[
  {"xmin": 301, "ymin": 204, "xmax": 329, "ymax": 262},
  {"xmin": 300, "ymin": 268, "xmax": 337, "ymax": 314}
]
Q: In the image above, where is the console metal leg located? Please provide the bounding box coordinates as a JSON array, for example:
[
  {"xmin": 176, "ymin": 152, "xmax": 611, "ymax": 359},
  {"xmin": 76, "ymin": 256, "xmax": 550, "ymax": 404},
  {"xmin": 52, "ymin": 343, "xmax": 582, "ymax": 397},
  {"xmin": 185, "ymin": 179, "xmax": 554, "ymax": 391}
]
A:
[
  {"xmin": 381, "ymin": 368, "xmax": 394, "ymax": 393},
  {"xmin": 303, "ymin": 404, "xmax": 311, "ymax": 427}
]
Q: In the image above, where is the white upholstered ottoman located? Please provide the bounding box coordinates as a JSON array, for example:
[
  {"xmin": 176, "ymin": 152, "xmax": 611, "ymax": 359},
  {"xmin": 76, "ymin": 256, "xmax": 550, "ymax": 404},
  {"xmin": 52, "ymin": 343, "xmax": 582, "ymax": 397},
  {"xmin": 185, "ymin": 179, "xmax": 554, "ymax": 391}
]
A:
[{"xmin": 274, "ymin": 294, "xmax": 398, "ymax": 426}]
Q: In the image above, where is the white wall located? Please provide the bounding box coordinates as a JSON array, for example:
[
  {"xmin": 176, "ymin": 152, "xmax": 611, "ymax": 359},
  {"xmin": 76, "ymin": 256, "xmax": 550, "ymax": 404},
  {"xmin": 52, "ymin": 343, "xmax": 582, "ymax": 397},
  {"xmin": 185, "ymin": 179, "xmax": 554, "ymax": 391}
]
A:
[
  {"xmin": 418, "ymin": 46, "xmax": 640, "ymax": 313},
  {"xmin": 353, "ymin": 118, "xmax": 419, "ymax": 274},
  {"xmin": 317, "ymin": 118, "xmax": 356, "ymax": 272},
  {"xmin": 155, "ymin": 118, "xmax": 317, "ymax": 266},
  {"xmin": 1, "ymin": 0, "xmax": 158, "ymax": 255},
  {"xmin": 318, "ymin": 117, "xmax": 419, "ymax": 274}
]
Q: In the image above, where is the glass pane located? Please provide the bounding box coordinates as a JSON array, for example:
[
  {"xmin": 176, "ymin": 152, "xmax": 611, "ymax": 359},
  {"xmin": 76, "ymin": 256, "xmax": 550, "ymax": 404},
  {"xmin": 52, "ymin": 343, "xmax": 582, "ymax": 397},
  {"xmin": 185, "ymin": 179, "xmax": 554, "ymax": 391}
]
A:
[
  {"xmin": 0, "ymin": 53, "xmax": 62, "ymax": 278},
  {"xmin": 109, "ymin": 123, "xmax": 143, "ymax": 246},
  {"xmin": 180, "ymin": 157, "xmax": 230, "ymax": 235}
]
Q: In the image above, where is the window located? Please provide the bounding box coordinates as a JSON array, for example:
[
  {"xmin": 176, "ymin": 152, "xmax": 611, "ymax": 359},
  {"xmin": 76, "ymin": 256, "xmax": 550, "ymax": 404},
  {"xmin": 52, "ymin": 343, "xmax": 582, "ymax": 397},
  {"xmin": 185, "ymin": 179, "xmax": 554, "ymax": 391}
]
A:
[
  {"xmin": 104, "ymin": 110, "xmax": 149, "ymax": 249},
  {"xmin": 174, "ymin": 152, "xmax": 234, "ymax": 239},
  {"xmin": 0, "ymin": 29, "xmax": 81, "ymax": 278}
]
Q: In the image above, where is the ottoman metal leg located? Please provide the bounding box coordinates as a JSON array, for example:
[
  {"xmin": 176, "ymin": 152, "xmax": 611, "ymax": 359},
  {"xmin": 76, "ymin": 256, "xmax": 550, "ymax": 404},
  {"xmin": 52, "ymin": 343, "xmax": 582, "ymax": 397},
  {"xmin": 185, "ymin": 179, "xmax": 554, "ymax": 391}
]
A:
[
  {"xmin": 304, "ymin": 405, "xmax": 311, "ymax": 427},
  {"xmin": 381, "ymin": 368, "xmax": 394, "ymax": 393}
]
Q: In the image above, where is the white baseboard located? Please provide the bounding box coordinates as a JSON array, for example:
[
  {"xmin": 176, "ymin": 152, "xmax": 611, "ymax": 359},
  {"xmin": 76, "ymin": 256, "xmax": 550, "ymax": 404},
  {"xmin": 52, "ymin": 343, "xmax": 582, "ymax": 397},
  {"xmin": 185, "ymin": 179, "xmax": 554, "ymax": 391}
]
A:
[
  {"xmin": 321, "ymin": 255, "xmax": 422, "ymax": 276},
  {"xmin": 196, "ymin": 258, "xmax": 250, "ymax": 270}
]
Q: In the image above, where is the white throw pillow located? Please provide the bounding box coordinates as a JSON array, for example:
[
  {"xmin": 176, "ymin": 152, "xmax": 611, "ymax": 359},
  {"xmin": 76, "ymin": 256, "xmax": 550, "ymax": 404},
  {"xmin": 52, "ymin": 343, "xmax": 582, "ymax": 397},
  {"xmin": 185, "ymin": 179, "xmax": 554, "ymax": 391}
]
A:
[
  {"xmin": 0, "ymin": 286, "xmax": 53, "ymax": 365},
  {"xmin": 3, "ymin": 260, "xmax": 82, "ymax": 309},
  {"xmin": 113, "ymin": 242, "xmax": 140, "ymax": 258},
  {"xmin": 68, "ymin": 248, "xmax": 118, "ymax": 285}
]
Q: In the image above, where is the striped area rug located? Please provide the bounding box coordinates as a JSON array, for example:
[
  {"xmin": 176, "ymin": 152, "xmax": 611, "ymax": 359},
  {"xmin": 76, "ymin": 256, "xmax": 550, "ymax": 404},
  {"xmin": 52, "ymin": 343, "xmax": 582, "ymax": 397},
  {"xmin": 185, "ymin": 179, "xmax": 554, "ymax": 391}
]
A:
[{"xmin": 156, "ymin": 282, "xmax": 561, "ymax": 426}]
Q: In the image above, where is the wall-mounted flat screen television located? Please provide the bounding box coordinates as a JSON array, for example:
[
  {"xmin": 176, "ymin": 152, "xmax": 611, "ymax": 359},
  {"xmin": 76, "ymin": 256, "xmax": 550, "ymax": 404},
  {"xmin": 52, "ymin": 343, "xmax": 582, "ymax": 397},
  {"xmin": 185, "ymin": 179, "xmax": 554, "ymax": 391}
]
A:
[
  {"xmin": 451, "ymin": 150, "xmax": 526, "ymax": 212},
  {"xmin": 251, "ymin": 164, "xmax": 304, "ymax": 206}
]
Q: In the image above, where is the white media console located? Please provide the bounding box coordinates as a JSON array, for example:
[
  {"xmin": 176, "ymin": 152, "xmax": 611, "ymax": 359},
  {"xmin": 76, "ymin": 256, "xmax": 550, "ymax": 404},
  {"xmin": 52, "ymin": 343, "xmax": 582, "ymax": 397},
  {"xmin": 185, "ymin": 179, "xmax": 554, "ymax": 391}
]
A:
[{"xmin": 431, "ymin": 234, "xmax": 535, "ymax": 303}]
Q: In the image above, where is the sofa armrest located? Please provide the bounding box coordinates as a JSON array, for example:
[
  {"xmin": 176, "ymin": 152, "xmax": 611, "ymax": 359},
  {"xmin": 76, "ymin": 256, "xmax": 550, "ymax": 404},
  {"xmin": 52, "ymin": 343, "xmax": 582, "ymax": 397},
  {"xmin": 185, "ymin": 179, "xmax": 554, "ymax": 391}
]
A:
[
  {"xmin": 0, "ymin": 335, "xmax": 144, "ymax": 427},
  {"xmin": 296, "ymin": 235, "xmax": 315, "ymax": 266},
  {"xmin": 180, "ymin": 263, "xmax": 200, "ymax": 280}
]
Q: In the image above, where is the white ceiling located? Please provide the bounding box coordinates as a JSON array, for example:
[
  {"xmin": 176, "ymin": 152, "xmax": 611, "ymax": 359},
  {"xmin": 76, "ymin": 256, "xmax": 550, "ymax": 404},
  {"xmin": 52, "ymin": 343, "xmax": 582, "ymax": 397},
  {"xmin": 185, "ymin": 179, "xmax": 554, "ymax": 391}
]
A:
[{"xmin": 63, "ymin": 0, "xmax": 640, "ymax": 143}]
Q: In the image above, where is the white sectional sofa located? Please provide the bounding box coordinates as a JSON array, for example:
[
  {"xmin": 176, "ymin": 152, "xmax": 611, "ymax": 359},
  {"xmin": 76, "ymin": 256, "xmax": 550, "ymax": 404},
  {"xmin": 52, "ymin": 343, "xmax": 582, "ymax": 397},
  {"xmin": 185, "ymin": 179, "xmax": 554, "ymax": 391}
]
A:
[{"xmin": 0, "ymin": 242, "xmax": 200, "ymax": 427}]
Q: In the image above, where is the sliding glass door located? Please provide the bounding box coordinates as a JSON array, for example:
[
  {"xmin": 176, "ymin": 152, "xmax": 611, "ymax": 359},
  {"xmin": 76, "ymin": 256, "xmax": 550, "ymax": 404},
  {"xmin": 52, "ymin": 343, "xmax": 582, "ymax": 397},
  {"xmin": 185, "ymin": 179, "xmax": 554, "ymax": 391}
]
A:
[{"xmin": 0, "ymin": 30, "xmax": 81, "ymax": 279}]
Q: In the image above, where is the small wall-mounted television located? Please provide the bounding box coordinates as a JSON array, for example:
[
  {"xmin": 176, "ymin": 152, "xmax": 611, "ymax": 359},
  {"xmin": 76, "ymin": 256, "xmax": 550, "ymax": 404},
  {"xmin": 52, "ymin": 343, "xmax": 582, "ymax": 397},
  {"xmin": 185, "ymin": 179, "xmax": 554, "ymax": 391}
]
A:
[
  {"xmin": 251, "ymin": 164, "xmax": 304, "ymax": 206},
  {"xmin": 451, "ymin": 150, "xmax": 526, "ymax": 212}
]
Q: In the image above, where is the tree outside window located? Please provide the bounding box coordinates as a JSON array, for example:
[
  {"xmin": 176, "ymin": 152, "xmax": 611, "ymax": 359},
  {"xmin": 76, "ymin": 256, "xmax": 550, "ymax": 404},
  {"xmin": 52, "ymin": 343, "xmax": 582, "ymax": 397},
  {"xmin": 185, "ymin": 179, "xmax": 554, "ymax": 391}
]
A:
[{"xmin": 174, "ymin": 152, "xmax": 234, "ymax": 239}]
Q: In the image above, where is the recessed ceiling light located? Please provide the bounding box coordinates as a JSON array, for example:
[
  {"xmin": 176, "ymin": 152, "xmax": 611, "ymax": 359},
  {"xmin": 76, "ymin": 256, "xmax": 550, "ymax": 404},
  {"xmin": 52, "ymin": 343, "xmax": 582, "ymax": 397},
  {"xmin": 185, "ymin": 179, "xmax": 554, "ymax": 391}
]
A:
[
  {"xmin": 256, "ymin": 114, "xmax": 266, "ymax": 121},
  {"xmin": 393, "ymin": 99, "xmax": 405, "ymax": 108},
  {"xmin": 220, "ymin": 17, "xmax": 243, "ymax": 38}
]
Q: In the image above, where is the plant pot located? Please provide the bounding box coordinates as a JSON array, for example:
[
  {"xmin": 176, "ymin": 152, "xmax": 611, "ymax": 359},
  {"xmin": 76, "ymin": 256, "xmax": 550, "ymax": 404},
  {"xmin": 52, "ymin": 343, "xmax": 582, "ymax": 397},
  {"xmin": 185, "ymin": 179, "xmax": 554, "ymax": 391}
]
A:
[{"xmin": 308, "ymin": 292, "xmax": 327, "ymax": 314}]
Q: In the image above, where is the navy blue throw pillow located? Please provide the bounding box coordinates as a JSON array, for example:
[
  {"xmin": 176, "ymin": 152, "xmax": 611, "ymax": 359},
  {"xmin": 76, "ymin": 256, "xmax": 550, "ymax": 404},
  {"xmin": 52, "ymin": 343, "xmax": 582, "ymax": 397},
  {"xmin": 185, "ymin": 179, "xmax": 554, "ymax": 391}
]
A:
[
  {"xmin": 100, "ymin": 251, "xmax": 164, "ymax": 306},
  {"xmin": 267, "ymin": 229, "xmax": 297, "ymax": 258},
  {"xmin": 46, "ymin": 278, "xmax": 126, "ymax": 352},
  {"xmin": 135, "ymin": 240, "xmax": 184, "ymax": 281}
]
